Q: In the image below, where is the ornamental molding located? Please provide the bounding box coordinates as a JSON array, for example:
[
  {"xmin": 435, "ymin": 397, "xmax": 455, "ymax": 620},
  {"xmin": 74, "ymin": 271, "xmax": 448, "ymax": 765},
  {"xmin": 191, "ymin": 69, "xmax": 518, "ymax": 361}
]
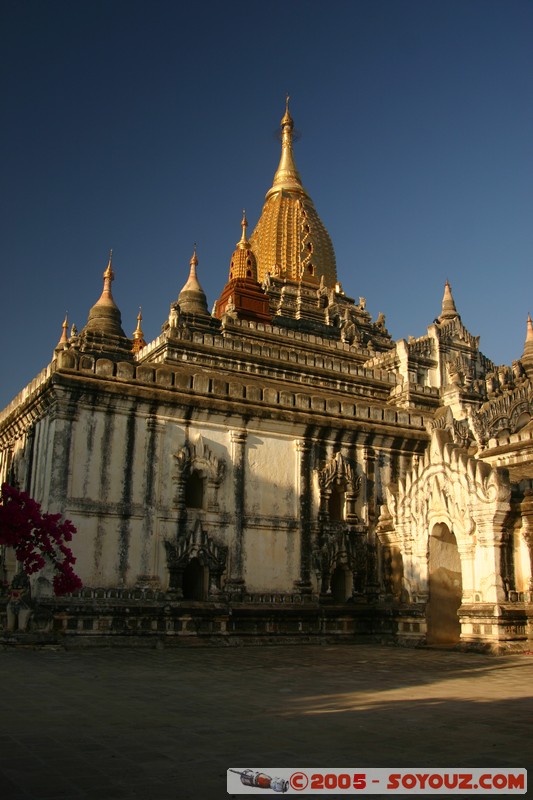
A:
[
  {"xmin": 436, "ymin": 317, "xmax": 480, "ymax": 349},
  {"xmin": 316, "ymin": 451, "xmax": 361, "ymax": 496},
  {"xmin": 473, "ymin": 380, "xmax": 533, "ymax": 442},
  {"xmin": 164, "ymin": 519, "xmax": 228, "ymax": 574},
  {"xmin": 407, "ymin": 336, "xmax": 434, "ymax": 359},
  {"xmin": 430, "ymin": 406, "xmax": 473, "ymax": 450},
  {"xmin": 312, "ymin": 526, "xmax": 368, "ymax": 596},
  {"xmin": 173, "ymin": 434, "xmax": 225, "ymax": 486},
  {"xmin": 385, "ymin": 428, "xmax": 511, "ymax": 549}
]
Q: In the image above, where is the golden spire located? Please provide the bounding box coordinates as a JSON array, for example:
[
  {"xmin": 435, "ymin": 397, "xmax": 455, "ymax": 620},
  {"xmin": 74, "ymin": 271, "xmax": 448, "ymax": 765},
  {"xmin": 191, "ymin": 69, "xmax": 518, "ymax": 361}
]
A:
[
  {"xmin": 438, "ymin": 279, "xmax": 459, "ymax": 322},
  {"xmin": 238, "ymin": 210, "xmax": 248, "ymax": 248},
  {"xmin": 180, "ymin": 245, "xmax": 203, "ymax": 294},
  {"xmin": 95, "ymin": 250, "xmax": 118, "ymax": 308},
  {"xmin": 131, "ymin": 307, "xmax": 147, "ymax": 353},
  {"xmin": 281, "ymin": 93, "xmax": 292, "ymax": 125},
  {"xmin": 54, "ymin": 313, "xmax": 69, "ymax": 355},
  {"xmin": 249, "ymin": 100, "xmax": 337, "ymax": 288},
  {"xmin": 266, "ymin": 95, "xmax": 306, "ymax": 200},
  {"xmin": 214, "ymin": 213, "xmax": 270, "ymax": 323},
  {"xmin": 227, "ymin": 212, "xmax": 257, "ymax": 282},
  {"xmin": 105, "ymin": 249, "xmax": 113, "ymax": 276},
  {"xmin": 57, "ymin": 313, "xmax": 69, "ymax": 347}
]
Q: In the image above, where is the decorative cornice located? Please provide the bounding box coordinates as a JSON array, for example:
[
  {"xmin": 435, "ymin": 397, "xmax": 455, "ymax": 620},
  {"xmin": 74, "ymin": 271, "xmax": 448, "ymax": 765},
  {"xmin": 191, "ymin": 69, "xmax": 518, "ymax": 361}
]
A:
[{"xmin": 474, "ymin": 379, "xmax": 533, "ymax": 441}]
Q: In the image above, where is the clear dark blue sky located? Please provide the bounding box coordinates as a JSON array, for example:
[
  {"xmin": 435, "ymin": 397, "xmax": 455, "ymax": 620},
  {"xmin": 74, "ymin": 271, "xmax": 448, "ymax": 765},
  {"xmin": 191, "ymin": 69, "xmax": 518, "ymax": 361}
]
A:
[{"xmin": 1, "ymin": 0, "xmax": 532, "ymax": 409}]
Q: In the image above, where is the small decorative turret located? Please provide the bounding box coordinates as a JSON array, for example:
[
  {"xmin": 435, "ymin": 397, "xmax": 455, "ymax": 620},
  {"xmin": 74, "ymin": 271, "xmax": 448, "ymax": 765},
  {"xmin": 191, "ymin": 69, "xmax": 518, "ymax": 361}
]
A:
[
  {"xmin": 227, "ymin": 210, "xmax": 258, "ymax": 282},
  {"xmin": 83, "ymin": 251, "xmax": 127, "ymax": 338},
  {"xmin": 213, "ymin": 214, "xmax": 270, "ymax": 323},
  {"xmin": 177, "ymin": 247, "xmax": 209, "ymax": 316},
  {"xmin": 521, "ymin": 312, "xmax": 533, "ymax": 377},
  {"xmin": 438, "ymin": 279, "xmax": 459, "ymax": 322},
  {"xmin": 56, "ymin": 313, "xmax": 69, "ymax": 349},
  {"xmin": 78, "ymin": 251, "xmax": 133, "ymax": 359},
  {"xmin": 131, "ymin": 307, "xmax": 147, "ymax": 354}
]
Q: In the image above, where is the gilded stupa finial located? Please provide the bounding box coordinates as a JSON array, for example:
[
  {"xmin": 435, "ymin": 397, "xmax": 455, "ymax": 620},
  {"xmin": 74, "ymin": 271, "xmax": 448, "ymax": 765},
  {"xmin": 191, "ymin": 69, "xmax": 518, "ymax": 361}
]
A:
[
  {"xmin": 131, "ymin": 306, "xmax": 147, "ymax": 353},
  {"xmin": 281, "ymin": 94, "xmax": 293, "ymax": 128},
  {"xmin": 227, "ymin": 210, "xmax": 257, "ymax": 282},
  {"xmin": 56, "ymin": 312, "xmax": 69, "ymax": 348},
  {"xmin": 267, "ymin": 96, "xmax": 305, "ymax": 199},
  {"xmin": 98, "ymin": 249, "xmax": 116, "ymax": 305},
  {"xmin": 103, "ymin": 248, "xmax": 114, "ymax": 282},
  {"xmin": 190, "ymin": 244, "xmax": 198, "ymax": 272},
  {"xmin": 238, "ymin": 210, "xmax": 248, "ymax": 248}
]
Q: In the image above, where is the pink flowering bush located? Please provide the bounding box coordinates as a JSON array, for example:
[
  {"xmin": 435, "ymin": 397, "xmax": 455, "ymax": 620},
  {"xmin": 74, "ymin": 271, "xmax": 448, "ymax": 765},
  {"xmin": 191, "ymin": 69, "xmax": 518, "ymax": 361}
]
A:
[{"xmin": 0, "ymin": 483, "xmax": 82, "ymax": 595}]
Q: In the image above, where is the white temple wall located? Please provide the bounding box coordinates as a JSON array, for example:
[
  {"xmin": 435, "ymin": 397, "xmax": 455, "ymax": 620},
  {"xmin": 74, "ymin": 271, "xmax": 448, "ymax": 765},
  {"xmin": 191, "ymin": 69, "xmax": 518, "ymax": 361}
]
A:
[
  {"xmin": 245, "ymin": 433, "xmax": 296, "ymax": 518},
  {"xmin": 42, "ymin": 396, "xmax": 310, "ymax": 592},
  {"xmin": 237, "ymin": 429, "xmax": 300, "ymax": 591},
  {"xmin": 242, "ymin": 525, "xmax": 299, "ymax": 591},
  {"xmin": 30, "ymin": 415, "xmax": 51, "ymax": 503},
  {"xmin": 45, "ymin": 408, "xmax": 70, "ymax": 506},
  {"xmin": 8, "ymin": 380, "xmax": 525, "ymax": 617}
]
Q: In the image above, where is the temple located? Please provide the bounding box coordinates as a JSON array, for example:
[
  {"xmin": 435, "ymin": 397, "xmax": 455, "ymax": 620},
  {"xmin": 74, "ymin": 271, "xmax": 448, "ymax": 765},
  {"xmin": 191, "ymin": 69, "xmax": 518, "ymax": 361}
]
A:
[{"xmin": 1, "ymin": 100, "xmax": 532, "ymax": 649}]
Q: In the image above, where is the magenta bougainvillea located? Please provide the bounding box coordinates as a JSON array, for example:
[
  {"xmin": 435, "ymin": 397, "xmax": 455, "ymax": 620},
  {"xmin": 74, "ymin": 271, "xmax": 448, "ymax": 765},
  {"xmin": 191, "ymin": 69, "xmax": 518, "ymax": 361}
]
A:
[{"xmin": 0, "ymin": 483, "xmax": 82, "ymax": 596}]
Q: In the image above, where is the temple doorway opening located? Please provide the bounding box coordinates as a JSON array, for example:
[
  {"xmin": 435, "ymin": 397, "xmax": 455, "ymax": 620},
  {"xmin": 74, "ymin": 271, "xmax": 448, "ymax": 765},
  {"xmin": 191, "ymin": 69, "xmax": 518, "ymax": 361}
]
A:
[
  {"xmin": 182, "ymin": 558, "xmax": 207, "ymax": 600},
  {"xmin": 426, "ymin": 523, "xmax": 462, "ymax": 645},
  {"xmin": 331, "ymin": 564, "xmax": 351, "ymax": 602}
]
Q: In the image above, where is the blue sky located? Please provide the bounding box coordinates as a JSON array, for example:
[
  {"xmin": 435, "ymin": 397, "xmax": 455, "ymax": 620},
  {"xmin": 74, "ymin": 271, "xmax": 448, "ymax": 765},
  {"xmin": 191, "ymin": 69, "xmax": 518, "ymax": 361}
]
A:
[{"xmin": 1, "ymin": 0, "xmax": 532, "ymax": 409}]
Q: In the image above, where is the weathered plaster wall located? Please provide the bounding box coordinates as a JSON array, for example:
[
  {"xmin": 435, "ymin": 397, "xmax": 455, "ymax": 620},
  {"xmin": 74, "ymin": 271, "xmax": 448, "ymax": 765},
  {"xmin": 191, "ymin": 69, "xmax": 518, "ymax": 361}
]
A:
[
  {"xmin": 21, "ymin": 393, "xmax": 311, "ymax": 593},
  {"xmin": 242, "ymin": 526, "xmax": 299, "ymax": 591},
  {"xmin": 245, "ymin": 434, "xmax": 296, "ymax": 518}
]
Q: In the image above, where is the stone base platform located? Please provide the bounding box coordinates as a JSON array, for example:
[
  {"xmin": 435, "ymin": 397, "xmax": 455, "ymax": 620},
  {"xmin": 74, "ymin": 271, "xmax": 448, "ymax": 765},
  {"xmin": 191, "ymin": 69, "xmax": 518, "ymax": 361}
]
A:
[{"xmin": 2, "ymin": 594, "xmax": 533, "ymax": 652}]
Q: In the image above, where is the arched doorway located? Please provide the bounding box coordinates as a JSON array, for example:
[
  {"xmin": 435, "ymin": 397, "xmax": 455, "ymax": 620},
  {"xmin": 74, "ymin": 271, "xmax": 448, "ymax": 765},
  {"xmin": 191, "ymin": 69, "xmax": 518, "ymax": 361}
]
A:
[
  {"xmin": 426, "ymin": 523, "xmax": 462, "ymax": 645},
  {"xmin": 182, "ymin": 558, "xmax": 207, "ymax": 600},
  {"xmin": 330, "ymin": 564, "xmax": 351, "ymax": 602}
]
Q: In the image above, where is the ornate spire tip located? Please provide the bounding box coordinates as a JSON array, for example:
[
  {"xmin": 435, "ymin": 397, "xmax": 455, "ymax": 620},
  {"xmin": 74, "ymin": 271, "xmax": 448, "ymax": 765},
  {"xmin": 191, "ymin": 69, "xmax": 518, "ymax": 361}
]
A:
[{"xmin": 281, "ymin": 94, "xmax": 293, "ymax": 127}]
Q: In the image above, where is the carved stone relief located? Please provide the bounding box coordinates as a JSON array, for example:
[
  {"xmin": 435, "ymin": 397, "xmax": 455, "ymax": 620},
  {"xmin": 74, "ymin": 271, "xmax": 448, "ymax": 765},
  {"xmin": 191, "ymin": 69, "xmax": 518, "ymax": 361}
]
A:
[
  {"xmin": 173, "ymin": 434, "xmax": 226, "ymax": 513},
  {"xmin": 164, "ymin": 519, "xmax": 227, "ymax": 600}
]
